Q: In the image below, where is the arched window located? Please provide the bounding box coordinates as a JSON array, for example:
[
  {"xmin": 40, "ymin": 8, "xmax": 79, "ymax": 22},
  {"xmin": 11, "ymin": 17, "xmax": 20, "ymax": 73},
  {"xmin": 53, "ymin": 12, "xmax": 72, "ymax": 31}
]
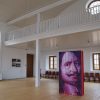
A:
[{"xmin": 86, "ymin": 0, "xmax": 100, "ymax": 15}]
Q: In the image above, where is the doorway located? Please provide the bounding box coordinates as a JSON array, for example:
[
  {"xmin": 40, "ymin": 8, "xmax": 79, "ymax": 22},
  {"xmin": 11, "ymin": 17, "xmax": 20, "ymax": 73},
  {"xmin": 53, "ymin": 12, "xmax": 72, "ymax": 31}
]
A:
[{"xmin": 27, "ymin": 54, "xmax": 34, "ymax": 77}]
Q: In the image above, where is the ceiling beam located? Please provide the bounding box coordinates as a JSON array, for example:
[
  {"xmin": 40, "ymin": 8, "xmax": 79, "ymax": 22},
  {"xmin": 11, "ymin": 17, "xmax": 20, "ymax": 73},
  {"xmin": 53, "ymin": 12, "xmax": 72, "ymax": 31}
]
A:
[{"xmin": 7, "ymin": 0, "xmax": 72, "ymax": 25}]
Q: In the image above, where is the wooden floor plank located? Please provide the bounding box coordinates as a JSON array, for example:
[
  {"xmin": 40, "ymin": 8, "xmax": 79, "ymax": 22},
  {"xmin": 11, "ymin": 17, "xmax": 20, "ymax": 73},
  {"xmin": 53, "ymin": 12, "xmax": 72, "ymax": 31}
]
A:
[{"xmin": 0, "ymin": 78, "xmax": 100, "ymax": 100}]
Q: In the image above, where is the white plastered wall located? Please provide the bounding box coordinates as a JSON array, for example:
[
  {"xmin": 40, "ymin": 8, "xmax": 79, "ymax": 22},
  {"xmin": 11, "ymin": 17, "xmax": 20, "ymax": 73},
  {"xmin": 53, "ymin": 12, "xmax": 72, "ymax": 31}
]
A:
[
  {"xmin": 40, "ymin": 47, "xmax": 100, "ymax": 74},
  {"xmin": 2, "ymin": 47, "xmax": 26, "ymax": 79}
]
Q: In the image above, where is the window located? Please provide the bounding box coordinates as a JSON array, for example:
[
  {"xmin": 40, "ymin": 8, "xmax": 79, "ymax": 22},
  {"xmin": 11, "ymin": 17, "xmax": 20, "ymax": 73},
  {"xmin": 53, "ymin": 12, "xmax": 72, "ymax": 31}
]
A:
[
  {"xmin": 88, "ymin": 0, "xmax": 100, "ymax": 15},
  {"xmin": 93, "ymin": 53, "xmax": 100, "ymax": 70},
  {"xmin": 49, "ymin": 56, "xmax": 57, "ymax": 69}
]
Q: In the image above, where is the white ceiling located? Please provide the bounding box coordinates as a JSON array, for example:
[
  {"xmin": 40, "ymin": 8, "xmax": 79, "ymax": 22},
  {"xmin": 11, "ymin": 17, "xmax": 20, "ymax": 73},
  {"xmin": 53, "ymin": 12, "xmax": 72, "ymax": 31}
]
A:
[
  {"xmin": 0, "ymin": 0, "xmax": 78, "ymax": 27},
  {"xmin": 0, "ymin": 0, "xmax": 76, "ymax": 24},
  {"xmin": 0, "ymin": 0, "xmax": 62, "ymax": 22},
  {"xmin": 13, "ymin": 2, "xmax": 70, "ymax": 27},
  {"xmin": 10, "ymin": 30, "xmax": 100, "ymax": 51}
]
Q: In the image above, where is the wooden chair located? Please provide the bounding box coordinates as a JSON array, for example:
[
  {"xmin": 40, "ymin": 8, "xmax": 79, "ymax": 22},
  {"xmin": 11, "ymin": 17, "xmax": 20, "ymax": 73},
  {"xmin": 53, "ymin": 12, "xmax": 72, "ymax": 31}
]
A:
[
  {"xmin": 95, "ymin": 73, "xmax": 100, "ymax": 82},
  {"xmin": 45, "ymin": 71, "xmax": 49, "ymax": 78},
  {"xmin": 89, "ymin": 73, "xmax": 95, "ymax": 82},
  {"xmin": 84, "ymin": 72, "xmax": 90, "ymax": 82},
  {"xmin": 55, "ymin": 72, "xmax": 59, "ymax": 79},
  {"xmin": 51, "ymin": 71, "xmax": 55, "ymax": 79},
  {"xmin": 49, "ymin": 71, "xmax": 53, "ymax": 78},
  {"xmin": 48, "ymin": 71, "xmax": 51, "ymax": 78}
]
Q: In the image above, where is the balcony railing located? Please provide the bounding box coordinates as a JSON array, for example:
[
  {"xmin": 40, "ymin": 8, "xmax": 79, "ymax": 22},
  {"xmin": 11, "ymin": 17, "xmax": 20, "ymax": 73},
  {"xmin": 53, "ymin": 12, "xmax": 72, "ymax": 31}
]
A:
[{"xmin": 6, "ymin": 5, "xmax": 100, "ymax": 41}]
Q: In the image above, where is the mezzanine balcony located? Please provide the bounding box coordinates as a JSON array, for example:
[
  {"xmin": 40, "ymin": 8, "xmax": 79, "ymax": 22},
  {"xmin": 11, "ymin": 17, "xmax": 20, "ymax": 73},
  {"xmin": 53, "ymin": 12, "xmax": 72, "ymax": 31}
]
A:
[{"xmin": 5, "ymin": 5, "xmax": 100, "ymax": 44}]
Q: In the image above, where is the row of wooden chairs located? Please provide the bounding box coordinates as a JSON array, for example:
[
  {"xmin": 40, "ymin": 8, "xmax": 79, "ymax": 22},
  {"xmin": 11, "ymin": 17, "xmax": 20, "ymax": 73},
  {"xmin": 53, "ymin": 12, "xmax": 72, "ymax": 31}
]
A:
[
  {"xmin": 41, "ymin": 71, "xmax": 59, "ymax": 79},
  {"xmin": 84, "ymin": 72, "xmax": 100, "ymax": 82},
  {"xmin": 42, "ymin": 71, "xmax": 100, "ymax": 82}
]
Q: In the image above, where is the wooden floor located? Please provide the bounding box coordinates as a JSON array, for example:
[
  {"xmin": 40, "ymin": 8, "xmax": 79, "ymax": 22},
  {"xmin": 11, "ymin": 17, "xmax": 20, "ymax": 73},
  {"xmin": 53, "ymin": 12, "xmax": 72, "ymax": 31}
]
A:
[{"xmin": 0, "ymin": 78, "xmax": 100, "ymax": 100}]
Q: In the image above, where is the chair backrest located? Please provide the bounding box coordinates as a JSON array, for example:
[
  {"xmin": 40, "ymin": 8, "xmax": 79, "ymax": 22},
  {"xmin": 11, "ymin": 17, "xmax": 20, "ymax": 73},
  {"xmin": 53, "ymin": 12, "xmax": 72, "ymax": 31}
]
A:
[
  {"xmin": 48, "ymin": 71, "xmax": 51, "ymax": 75},
  {"xmin": 51, "ymin": 71, "xmax": 53, "ymax": 75},
  {"xmin": 52, "ymin": 71, "xmax": 55, "ymax": 75},
  {"xmin": 85, "ymin": 72, "xmax": 89, "ymax": 77},
  {"xmin": 95, "ymin": 73, "xmax": 99, "ymax": 77},
  {"xmin": 90, "ymin": 73, "xmax": 94, "ymax": 77},
  {"xmin": 45, "ymin": 71, "xmax": 48, "ymax": 75}
]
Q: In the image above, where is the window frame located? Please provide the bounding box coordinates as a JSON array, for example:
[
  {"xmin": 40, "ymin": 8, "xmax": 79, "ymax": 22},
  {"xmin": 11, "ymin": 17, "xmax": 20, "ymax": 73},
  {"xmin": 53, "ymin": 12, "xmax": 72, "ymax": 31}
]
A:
[
  {"xmin": 49, "ymin": 56, "xmax": 57, "ymax": 69},
  {"xmin": 87, "ymin": 0, "xmax": 100, "ymax": 15},
  {"xmin": 88, "ymin": 0, "xmax": 98, "ymax": 8},
  {"xmin": 92, "ymin": 53, "xmax": 100, "ymax": 70}
]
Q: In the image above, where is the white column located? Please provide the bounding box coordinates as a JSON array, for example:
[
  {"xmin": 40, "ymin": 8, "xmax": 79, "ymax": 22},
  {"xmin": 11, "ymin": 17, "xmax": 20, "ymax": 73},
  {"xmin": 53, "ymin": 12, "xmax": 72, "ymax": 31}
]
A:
[
  {"xmin": 35, "ymin": 13, "xmax": 40, "ymax": 87},
  {"xmin": 0, "ymin": 32, "xmax": 2, "ymax": 80},
  {"xmin": 0, "ymin": 32, "xmax": 4, "ymax": 80},
  {"xmin": 35, "ymin": 39, "xmax": 40, "ymax": 87}
]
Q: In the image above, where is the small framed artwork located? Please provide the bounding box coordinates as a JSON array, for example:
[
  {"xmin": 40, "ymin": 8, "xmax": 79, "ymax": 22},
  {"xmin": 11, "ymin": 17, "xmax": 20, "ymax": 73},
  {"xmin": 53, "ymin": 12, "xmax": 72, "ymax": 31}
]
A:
[
  {"xmin": 12, "ymin": 63, "xmax": 16, "ymax": 67},
  {"xmin": 16, "ymin": 63, "xmax": 21, "ymax": 67},
  {"xmin": 12, "ymin": 59, "xmax": 16, "ymax": 62},
  {"xmin": 12, "ymin": 58, "xmax": 21, "ymax": 67},
  {"xmin": 16, "ymin": 59, "xmax": 21, "ymax": 62}
]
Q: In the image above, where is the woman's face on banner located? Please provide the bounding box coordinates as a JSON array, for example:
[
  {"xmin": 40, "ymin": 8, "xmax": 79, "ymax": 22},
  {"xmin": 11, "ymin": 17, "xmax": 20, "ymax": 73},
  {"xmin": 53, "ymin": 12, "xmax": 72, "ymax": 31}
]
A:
[{"xmin": 61, "ymin": 52, "xmax": 81, "ymax": 85}]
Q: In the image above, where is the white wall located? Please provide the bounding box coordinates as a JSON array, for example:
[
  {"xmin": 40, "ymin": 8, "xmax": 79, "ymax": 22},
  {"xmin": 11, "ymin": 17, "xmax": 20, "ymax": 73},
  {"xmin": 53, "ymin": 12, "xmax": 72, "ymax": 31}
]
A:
[
  {"xmin": 0, "ymin": 22, "xmax": 35, "ymax": 80},
  {"xmin": 40, "ymin": 46, "xmax": 100, "ymax": 74},
  {"xmin": 2, "ymin": 45, "xmax": 100, "ymax": 80},
  {"xmin": 83, "ymin": 47, "xmax": 100, "ymax": 73},
  {"xmin": 89, "ymin": 47, "xmax": 100, "ymax": 73},
  {"xmin": 2, "ymin": 47, "xmax": 27, "ymax": 79},
  {"xmin": 0, "ymin": 22, "xmax": 18, "ymax": 80},
  {"xmin": 40, "ymin": 51, "xmax": 59, "ymax": 74},
  {"xmin": 0, "ymin": 21, "xmax": 35, "ymax": 80},
  {"xmin": 1, "ymin": 47, "xmax": 36, "ymax": 79}
]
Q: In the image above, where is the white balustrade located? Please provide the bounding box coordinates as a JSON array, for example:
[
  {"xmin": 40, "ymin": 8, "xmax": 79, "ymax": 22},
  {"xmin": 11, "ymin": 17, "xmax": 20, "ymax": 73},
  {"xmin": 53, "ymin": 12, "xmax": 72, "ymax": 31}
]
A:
[{"xmin": 6, "ymin": 5, "xmax": 100, "ymax": 41}]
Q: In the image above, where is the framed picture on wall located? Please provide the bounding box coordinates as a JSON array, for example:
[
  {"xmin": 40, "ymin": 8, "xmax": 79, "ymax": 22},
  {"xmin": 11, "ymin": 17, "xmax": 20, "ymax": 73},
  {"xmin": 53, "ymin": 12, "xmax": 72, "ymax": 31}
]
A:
[
  {"xmin": 12, "ymin": 63, "xmax": 16, "ymax": 67},
  {"xmin": 16, "ymin": 63, "xmax": 21, "ymax": 67},
  {"xmin": 12, "ymin": 58, "xmax": 21, "ymax": 67}
]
